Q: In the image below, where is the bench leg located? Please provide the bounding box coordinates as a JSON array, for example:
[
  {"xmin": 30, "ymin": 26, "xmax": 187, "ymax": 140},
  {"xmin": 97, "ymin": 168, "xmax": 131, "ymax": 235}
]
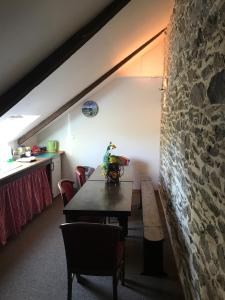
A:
[{"xmin": 142, "ymin": 238, "xmax": 165, "ymax": 276}]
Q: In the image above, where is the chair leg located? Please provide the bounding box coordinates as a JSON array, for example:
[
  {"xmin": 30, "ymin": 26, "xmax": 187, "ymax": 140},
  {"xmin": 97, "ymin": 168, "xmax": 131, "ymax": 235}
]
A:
[
  {"xmin": 112, "ymin": 274, "xmax": 118, "ymax": 300},
  {"xmin": 67, "ymin": 272, "xmax": 73, "ymax": 300}
]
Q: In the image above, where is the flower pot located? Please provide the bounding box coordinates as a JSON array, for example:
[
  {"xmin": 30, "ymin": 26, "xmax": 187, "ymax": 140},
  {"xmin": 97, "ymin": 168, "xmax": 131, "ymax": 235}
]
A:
[{"xmin": 106, "ymin": 163, "xmax": 121, "ymax": 184}]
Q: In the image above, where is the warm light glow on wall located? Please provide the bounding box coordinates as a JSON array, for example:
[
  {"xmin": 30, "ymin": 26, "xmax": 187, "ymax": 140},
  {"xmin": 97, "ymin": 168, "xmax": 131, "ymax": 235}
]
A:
[
  {"xmin": 116, "ymin": 34, "xmax": 165, "ymax": 77},
  {"xmin": 162, "ymin": 29, "xmax": 168, "ymax": 108},
  {"xmin": 162, "ymin": 76, "xmax": 168, "ymax": 108}
]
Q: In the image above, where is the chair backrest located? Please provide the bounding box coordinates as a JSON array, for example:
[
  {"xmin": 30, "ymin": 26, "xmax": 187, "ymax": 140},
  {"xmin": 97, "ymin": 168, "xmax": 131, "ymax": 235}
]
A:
[
  {"xmin": 75, "ymin": 166, "xmax": 86, "ymax": 188},
  {"xmin": 58, "ymin": 179, "xmax": 75, "ymax": 206},
  {"xmin": 84, "ymin": 166, "xmax": 95, "ymax": 178},
  {"xmin": 60, "ymin": 222, "xmax": 123, "ymax": 275}
]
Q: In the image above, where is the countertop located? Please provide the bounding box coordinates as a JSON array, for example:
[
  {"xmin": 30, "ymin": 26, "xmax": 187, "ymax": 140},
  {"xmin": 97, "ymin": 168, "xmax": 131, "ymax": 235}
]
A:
[
  {"xmin": 0, "ymin": 157, "xmax": 51, "ymax": 182},
  {"xmin": 35, "ymin": 151, "xmax": 64, "ymax": 159},
  {"xmin": 0, "ymin": 151, "xmax": 64, "ymax": 185}
]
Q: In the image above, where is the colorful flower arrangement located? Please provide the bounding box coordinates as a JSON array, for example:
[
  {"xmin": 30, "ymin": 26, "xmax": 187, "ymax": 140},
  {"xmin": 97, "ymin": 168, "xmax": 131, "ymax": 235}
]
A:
[
  {"xmin": 101, "ymin": 142, "xmax": 130, "ymax": 182},
  {"xmin": 101, "ymin": 142, "xmax": 117, "ymax": 175}
]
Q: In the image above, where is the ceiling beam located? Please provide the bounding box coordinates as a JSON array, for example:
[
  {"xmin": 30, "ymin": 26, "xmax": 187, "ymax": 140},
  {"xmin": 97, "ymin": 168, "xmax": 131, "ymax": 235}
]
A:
[
  {"xmin": 18, "ymin": 28, "xmax": 166, "ymax": 145},
  {"xmin": 0, "ymin": 0, "xmax": 131, "ymax": 117}
]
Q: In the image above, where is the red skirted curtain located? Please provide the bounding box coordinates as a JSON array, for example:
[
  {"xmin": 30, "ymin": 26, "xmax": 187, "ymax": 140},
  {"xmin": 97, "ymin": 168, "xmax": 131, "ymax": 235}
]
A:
[{"xmin": 0, "ymin": 167, "xmax": 52, "ymax": 245}]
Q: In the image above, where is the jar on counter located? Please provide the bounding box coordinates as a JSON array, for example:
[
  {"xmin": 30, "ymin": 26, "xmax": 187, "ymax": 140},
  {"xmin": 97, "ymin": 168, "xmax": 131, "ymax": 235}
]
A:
[{"xmin": 25, "ymin": 146, "xmax": 31, "ymax": 157}]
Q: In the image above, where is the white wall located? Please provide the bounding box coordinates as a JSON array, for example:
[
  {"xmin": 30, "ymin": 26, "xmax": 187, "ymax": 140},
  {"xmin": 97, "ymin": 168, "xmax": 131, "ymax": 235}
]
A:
[{"xmin": 37, "ymin": 76, "xmax": 162, "ymax": 189}]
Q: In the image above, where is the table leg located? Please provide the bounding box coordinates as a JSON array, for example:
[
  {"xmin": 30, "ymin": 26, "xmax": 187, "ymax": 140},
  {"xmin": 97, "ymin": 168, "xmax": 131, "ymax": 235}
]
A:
[{"xmin": 118, "ymin": 216, "xmax": 128, "ymax": 237}]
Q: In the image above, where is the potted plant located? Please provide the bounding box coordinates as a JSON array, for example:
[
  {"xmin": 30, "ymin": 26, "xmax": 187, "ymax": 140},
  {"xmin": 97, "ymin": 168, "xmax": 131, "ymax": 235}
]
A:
[{"xmin": 101, "ymin": 142, "xmax": 129, "ymax": 184}]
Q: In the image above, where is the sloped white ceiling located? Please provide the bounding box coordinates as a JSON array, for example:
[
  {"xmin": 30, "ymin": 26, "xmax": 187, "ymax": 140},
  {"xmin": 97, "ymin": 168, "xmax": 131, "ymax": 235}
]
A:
[
  {"xmin": 0, "ymin": 0, "xmax": 112, "ymax": 94},
  {"xmin": 0, "ymin": 0, "xmax": 173, "ymax": 142}
]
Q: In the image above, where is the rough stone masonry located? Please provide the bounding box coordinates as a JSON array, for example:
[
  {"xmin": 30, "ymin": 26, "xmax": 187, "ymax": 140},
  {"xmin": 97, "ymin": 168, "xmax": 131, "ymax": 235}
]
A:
[{"xmin": 160, "ymin": 1, "xmax": 225, "ymax": 299}]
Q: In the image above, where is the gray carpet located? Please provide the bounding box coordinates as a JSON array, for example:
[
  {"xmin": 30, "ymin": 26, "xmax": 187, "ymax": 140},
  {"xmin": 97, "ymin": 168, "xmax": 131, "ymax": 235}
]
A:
[{"xmin": 0, "ymin": 194, "xmax": 184, "ymax": 300}]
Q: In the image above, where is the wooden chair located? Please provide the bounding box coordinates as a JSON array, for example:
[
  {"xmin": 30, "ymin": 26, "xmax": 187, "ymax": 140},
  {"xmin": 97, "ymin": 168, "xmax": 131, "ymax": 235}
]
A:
[
  {"xmin": 75, "ymin": 166, "xmax": 86, "ymax": 188},
  {"xmin": 75, "ymin": 166, "xmax": 95, "ymax": 188},
  {"xmin": 58, "ymin": 178, "xmax": 104, "ymax": 223},
  {"xmin": 60, "ymin": 222, "xmax": 125, "ymax": 300},
  {"xmin": 84, "ymin": 166, "xmax": 95, "ymax": 178},
  {"xmin": 58, "ymin": 179, "xmax": 76, "ymax": 206}
]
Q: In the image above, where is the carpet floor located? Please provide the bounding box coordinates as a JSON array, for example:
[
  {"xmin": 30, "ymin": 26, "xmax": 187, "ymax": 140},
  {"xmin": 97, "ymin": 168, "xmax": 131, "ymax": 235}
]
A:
[{"xmin": 0, "ymin": 192, "xmax": 184, "ymax": 300}]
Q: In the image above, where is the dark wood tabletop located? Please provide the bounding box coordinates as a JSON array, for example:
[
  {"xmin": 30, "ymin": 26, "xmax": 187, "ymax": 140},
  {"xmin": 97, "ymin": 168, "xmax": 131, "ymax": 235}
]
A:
[
  {"xmin": 88, "ymin": 165, "xmax": 134, "ymax": 182},
  {"xmin": 64, "ymin": 180, "xmax": 132, "ymax": 216},
  {"xmin": 63, "ymin": 180, "xmax": 133, "ymax": 235}
]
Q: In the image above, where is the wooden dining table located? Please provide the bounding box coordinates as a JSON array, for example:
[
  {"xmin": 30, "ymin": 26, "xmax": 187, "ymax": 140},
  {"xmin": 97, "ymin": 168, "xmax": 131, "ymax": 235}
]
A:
[{"xmin": 63, "ymin": 167, "xmax": 133, "ymax": 236}]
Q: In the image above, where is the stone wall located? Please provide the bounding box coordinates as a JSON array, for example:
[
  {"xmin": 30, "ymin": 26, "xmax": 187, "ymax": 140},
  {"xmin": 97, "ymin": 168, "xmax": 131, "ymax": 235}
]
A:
[{"xmin": 160, "ymin": 1, "xmax": 225, "ymax": 299}]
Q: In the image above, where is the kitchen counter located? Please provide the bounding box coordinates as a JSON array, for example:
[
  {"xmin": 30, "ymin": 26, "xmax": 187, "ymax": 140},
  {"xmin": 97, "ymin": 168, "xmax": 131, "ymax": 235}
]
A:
[
  {"xmin": 35, "ymin": 151, "xmax": 64, "ymax": 159},
  {"xmin": 0, "ymin": 157, "xmax": 53, "ymax": 245},
  {"xmin": 0, "ymin": 157, "xmax": 52, "ymax": 187},
  {"xmin": 0, "ymin": 151, "xmax": 64, "ymax": 184},
  {"xmin": 0, "ymin": 151, "xmax": 65, "ymax": 244}
]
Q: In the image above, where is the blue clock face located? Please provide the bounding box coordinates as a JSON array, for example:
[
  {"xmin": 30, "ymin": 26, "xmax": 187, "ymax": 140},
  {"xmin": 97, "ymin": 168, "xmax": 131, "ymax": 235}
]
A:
[{"xmin": 82, "ymin": 100, "xmax": 99, "ymax": 117}]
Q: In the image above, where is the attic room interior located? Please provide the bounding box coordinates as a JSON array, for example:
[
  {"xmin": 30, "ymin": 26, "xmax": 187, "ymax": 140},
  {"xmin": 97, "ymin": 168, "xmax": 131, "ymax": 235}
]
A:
[{"xmin": 0, "ymin": 0, "xmax": 225, "ymax": 300}]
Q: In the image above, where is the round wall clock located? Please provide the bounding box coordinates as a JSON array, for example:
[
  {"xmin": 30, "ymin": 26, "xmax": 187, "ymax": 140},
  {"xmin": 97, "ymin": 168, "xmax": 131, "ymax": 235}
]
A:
[{"xmin": 82, "ymin": 100, "xmax": 99, "ymax": 117}]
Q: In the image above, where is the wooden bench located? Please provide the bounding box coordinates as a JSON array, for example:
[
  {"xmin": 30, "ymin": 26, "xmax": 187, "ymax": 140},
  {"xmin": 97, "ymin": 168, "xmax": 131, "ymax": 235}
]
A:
[{"xmin": 141, "ymin": 178, "xmax": 165, "ymax": 276}]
